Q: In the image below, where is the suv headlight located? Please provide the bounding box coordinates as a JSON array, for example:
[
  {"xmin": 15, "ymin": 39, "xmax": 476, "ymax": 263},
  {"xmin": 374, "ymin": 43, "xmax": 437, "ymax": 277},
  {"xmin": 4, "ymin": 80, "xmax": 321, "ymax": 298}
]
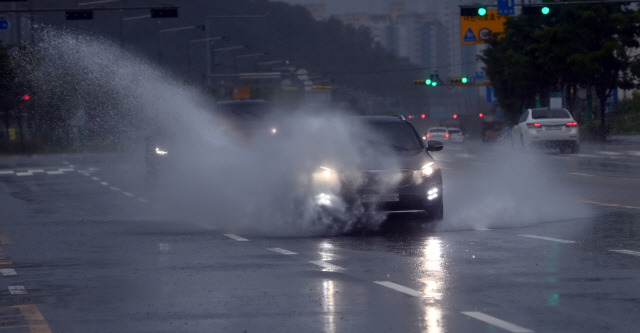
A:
[
  {"xmin": 421, "ymin": 162, "xmax": 436, "ymax": 176},
  {"xmin": 313, "ymin": 166, "xmax": 339, "ymax": 184},
  {"xmin": 414, "ymin": 162, "xmax": 438, "ymax": 184}
]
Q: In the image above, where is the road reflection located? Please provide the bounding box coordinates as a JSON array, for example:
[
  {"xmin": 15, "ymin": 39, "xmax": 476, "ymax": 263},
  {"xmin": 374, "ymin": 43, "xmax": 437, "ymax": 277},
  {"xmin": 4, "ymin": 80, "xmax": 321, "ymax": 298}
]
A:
[
  {"xmin": 319, "ymin": 240, "xmax": 337, "ymax": 333},
  {"xmin": 420, "ymin": 237, "xmax": 445, "ymax": 333}
]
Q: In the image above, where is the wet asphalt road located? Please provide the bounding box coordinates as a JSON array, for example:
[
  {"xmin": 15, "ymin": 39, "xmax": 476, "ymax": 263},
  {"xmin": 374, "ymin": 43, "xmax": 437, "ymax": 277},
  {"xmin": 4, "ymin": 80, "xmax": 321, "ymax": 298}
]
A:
[{"xmin": 0, "ymin": 139, "xmax": 638, "ymax": 333}]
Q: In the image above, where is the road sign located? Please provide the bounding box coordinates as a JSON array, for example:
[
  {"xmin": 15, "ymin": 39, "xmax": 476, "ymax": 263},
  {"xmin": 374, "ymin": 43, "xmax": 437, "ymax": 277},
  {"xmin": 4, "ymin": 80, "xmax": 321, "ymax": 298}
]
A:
[
  {"xmin": 497, "ymin": 0, "xmax": 515, "ymax": 16},
  {"xmin": 460, "ymin": 9, "xmax": 509, "ymax": 45},
  {"xmin": 0, "ymin": 19, "xmax": 9, "ymax": 30}
]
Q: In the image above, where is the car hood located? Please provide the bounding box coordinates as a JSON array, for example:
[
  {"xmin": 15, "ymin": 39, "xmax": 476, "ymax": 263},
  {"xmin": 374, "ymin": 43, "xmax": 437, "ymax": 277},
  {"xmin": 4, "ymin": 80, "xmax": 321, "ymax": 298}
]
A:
[{"xmin": 356, "ymin": 148, "xmax": 434, "ymax": 171}]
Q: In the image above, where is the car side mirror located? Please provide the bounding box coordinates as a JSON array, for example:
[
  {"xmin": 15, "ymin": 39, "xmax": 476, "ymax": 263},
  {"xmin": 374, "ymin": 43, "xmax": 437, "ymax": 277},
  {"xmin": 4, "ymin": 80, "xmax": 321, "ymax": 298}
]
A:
[{"xmin": 427, "ymin": 140, "xmax": 443, "ymax": 152}]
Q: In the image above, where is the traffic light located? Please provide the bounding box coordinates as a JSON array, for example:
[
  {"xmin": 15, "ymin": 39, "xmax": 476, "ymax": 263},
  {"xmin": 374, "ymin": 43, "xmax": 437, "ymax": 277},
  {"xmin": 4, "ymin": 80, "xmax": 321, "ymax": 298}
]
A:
[
  {"xmin": 449, "ymin": 77, "xmax": 470, "ymax": 86},
  {"xmin": 421, "ymin": 114, "xmax": 426, "ymax": 119},
  {"xmin": 151, "ymin": 7, "xmax": 178, "ymax": 18},
  {"xmin": 479, "ymin": 113, "xmax": 484, "ymax": 118},
  {"xmin": 453, "ymin": 114, "xmax": 458, "ymax": 119},
  {"xmin": 460, "ymin": 7, "xmax": 487, "ymax": 17},
  {"xmin": 21, "ymin": 94, "xmax": 30, "ymax": 101},
  {"xmin": 65, "ymin": 10, "xmax": 93, "ymax": 20},
  {"xmin": 414, "ymin": 74, "xmax": 439, "ymax": 87},
  {"xmin": 522, "ymin": 5, "xmax": 550, "ymax": 16}
]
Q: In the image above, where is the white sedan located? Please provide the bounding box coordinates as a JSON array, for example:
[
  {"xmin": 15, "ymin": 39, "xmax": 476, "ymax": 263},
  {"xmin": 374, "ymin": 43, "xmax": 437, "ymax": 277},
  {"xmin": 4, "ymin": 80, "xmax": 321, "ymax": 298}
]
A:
[
  {"xmin": 510, "ymin": 107, "xmax": 580, "ymax": 153},
  {"xmin": 424, "ymin": 127, "xmax": 449, "ymax": 141}
]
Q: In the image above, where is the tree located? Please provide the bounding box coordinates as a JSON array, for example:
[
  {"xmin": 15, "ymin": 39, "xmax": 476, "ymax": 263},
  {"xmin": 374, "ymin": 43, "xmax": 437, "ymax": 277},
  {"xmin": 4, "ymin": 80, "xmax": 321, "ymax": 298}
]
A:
[{"xmin": 480, "ymin": 1, "xmax": 640, "ymax": 140}]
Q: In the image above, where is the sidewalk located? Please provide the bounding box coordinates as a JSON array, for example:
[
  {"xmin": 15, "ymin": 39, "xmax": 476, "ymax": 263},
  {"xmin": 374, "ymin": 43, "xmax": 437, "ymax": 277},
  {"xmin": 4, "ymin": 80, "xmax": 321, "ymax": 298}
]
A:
[{"xmin": 608, "ymin": 135, "xmax": 640, "ymax": 145}]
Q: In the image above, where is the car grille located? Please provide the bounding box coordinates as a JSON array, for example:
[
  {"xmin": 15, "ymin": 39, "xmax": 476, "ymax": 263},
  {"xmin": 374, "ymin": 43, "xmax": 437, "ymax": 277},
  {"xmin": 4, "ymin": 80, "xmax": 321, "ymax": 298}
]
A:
[{"xmin": 342, "ymin": 170, "xmax": 414, "ymax": 189}]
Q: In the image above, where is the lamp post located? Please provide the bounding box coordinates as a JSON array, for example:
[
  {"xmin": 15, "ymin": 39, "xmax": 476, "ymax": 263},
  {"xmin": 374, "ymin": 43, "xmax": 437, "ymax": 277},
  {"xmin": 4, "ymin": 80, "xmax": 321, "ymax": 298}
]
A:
[
  {"xmin": 120, "ymin": 14, "xmax": 149, "ymax": 47},
  {"xmin": 188, "ymin": 36, "xmax": 225, "ymax": 84},
  {"xmin": 157, "ymin": 25, "xmax": 204, "ymax": 63}
]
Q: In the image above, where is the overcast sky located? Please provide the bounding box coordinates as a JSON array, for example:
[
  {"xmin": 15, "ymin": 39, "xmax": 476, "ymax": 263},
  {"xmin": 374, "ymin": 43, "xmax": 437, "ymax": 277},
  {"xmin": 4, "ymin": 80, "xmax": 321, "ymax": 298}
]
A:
[{"xmin": 278, "ymin": 0, "xmax": 436, "ymax": 16}]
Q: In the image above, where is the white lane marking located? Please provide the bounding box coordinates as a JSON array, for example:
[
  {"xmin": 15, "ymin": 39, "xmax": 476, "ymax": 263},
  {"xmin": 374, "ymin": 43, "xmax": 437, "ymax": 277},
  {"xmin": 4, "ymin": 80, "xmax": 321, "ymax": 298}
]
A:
[
  {"xmin": 599, "ymin": 151, "xmax": 622, "ymax": 156},
  {"xmin": 610, "ymin": 249, "xmax": 640, "ymax": 257},
  {"xmin": 122, "ymin": 192, "xmax": 134, "ymax": 197},
  {"xmin": 268, "ymin": 248, "xmax": 297, "ymax": 255},
  {"xmin": 46, "ymin": 171, "xmax": 64, "ymax": 175},
  {"xmin": 518, "ymin": 234, "xmax": 576, "ymax": 244},
  {"xmin": 461, "ymin": 311, "xmax": 534, "ymax": 333},
  {"xmin": 224, "ymin": 234, "xmax": 249, "ymax": 242},
  {"xmin": 374, "ymin": 281, "xmax": 424, "ymax": 297},
  {"xmin": 100, "ymin": 182, "xmax": 109, "ymax": 186},
  {"xmin": 0, "ymin": 268, "xmax": 17, "ymax": 276},
  {"xmin": 8, "ymin": 285, "xmax": 27, "ymax": 295},
  {"xmin": 627, "ymin": 151, "xmax": 640, "ymax": 156},
  {"xmin": 28, "ymin": 169, "xmax": 44, "ymax": 173},
  {"xmin": 310, "ymin": 260, "xmax": 344, "ymax": 271},
  {"xmin": 91, "ymin": 177, "xmax": 100, "ymax": 181},
  {"xmin": 15, "ymin": 172, "xmax": 33, "ymax": 177},
  {"xmin": 474, "ymin": 227, "xmax": 491, "ymax": 231},
  {"xmin": 0, "ymin": 170, "xmax": 14, "ymax": 175},
  {"xmin": 568, "ymin": 172, "xmax": 594, "ymax": 177}
]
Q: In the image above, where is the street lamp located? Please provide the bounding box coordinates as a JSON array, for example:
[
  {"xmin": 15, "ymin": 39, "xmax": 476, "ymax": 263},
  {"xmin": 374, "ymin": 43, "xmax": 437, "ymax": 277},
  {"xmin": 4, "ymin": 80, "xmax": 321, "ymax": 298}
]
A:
[
  {"xmin": 234, "ymin": 52, "xmax": 266, "ymax": 73},
  {"xmin": 120, "ymin": 14, "xmax": 150, "ymax": 46},
  {"xmin": 157, "ymin": 24, "xmax": 205, "ymax": 63},
  {"xmin": 188, "ymin": 36, "xmax": 225, "ymax": 82}
]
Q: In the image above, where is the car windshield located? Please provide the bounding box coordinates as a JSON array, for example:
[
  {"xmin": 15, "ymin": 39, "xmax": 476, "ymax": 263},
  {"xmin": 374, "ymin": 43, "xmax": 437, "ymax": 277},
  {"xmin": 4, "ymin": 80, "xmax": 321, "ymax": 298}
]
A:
[
  {"xmin": 448, "ymin": 129, "xmax": 460, "ymax": 134},
  {"xmin": 531, "ymin": 108, "xmax": 571, "ymax": 119},
  {"xmin": 359, "ymin": 122, "xmax": 423, "ymax": 151}
]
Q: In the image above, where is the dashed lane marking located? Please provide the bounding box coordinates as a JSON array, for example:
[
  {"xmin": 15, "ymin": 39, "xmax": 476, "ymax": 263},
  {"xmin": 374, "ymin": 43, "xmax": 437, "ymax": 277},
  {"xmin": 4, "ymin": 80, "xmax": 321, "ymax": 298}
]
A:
[
  {"xmin": 518, "ymin": 234, "xmax": 576, "ymax": 244},
  {"xmin": 8, "ymin": 285, "xmax": 27, "ymax": 295},
  {"xmin": 0, "ymin": 268, "xmax": 16, "ymax": 276},
  {"xmin": 373, "ymin": 281, "xmax": 424, "ymax": 297},
  {"xmin": 224, "ymin": 234, "xmax": 249, "ymax": 242},
  {"xmin": 610, "ymin": 249, "xmax": 640, "ymax": 257},
  {"xmin": 461, "ymin": 311, "xmax": 534, "ymax": 333},
  {"xmin": 267, "ymin": 248, "xmax": 297, "ymax": 255}
]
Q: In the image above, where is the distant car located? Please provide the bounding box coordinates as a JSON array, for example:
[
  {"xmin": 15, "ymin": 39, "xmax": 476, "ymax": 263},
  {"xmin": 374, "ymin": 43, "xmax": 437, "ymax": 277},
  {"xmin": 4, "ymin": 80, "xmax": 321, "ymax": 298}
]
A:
[
  {"xmin": 313, "ymin": 116, "xmax": 444, "ymax": 222},
  {"xmin": 145, "ymin": 99, "xmax": 277, "ymax": 177},
  {"xmin": 447, "ymin": 127, "xmax": 465, "ymax": 143},
  {"xmin": 510, "ymin": 107, "xmax": 580, "ymax": 153},
  {"xmin": 424, "ymin": 127, "xmax": 449, "ymax": 141}
]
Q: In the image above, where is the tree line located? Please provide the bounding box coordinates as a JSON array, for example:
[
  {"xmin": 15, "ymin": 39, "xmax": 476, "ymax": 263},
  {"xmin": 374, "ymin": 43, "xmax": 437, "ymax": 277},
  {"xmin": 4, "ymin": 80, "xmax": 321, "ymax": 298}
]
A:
[{"xmin": 479, "ymin": 1, "xmax": 640, "ymax": 141}]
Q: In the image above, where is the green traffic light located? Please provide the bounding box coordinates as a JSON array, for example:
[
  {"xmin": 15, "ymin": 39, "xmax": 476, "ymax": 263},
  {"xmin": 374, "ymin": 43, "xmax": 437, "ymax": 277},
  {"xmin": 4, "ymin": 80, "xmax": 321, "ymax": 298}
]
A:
[
  {"xmin": 425, "ymin": 79, "xmax": 432, "ymax": 85},
  {"xmin": 431, "ymin": 81, "xmax": 437, "ymax": 87},
  {"xmin": 541, "ymin": 6, "xmax": 550, "ymax": 15},
  {"xmin": 478, "ymin": 7, "xmax": 487, "ymax": 16},
  {"xmin": 461, "ymin": 77, "xmax": 468, "ymax": 84}
]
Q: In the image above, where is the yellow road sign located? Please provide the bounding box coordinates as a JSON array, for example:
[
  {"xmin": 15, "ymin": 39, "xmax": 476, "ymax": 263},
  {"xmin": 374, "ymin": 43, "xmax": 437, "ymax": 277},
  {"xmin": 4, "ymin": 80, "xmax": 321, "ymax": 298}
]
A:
[{"xmin": 461, "ymin": 10, "xmax": 509, "ymax": 45}]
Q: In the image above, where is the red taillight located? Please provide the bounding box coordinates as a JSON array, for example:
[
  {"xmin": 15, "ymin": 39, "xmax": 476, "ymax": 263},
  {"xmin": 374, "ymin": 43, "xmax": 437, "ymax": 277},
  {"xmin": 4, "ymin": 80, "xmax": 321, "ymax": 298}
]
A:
[
  {"xmin": 526, "ymin": 123, "xmax": 542, "ymax": 128},
  {"xmin": 444, "ymin": 134, "xmax": 450, "ymax": 138},
  {"xmin": 426, "ymin": 134, "xmax": 433, "ymax": 138},
  {"xmin": 566, "ymin": 121, "xmax": 578, "ymax": 127}
]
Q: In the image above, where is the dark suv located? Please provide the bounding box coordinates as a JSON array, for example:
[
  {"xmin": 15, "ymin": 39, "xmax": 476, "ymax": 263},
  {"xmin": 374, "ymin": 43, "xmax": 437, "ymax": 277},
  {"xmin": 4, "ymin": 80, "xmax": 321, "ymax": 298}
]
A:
[{"xmin": 311, "ymin": 116, "xmax": 444, "ymax": 221}]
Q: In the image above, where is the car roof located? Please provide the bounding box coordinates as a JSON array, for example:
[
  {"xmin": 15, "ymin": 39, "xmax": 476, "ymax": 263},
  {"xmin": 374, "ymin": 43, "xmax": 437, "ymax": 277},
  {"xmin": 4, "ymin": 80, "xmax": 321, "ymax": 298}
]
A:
[{"xmin": 357, "ymin": 115, "xmax": 408, "ymax": 123}]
